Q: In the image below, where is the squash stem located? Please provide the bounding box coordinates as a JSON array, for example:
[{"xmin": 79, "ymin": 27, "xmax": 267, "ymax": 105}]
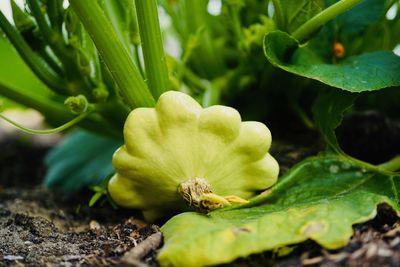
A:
[{"xmin": 178, "ymin": 178, "xmax": 248, "ymax": 212}]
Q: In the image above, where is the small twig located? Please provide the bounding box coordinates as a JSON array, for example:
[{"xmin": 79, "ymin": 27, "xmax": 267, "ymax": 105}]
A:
[
  {"xmin": 122, "ymin": 232, "xmax": 162, "ymax": 266},
  {"xmin": 302, "ymin": 256, "xmax": 324, "ymax": 265}
]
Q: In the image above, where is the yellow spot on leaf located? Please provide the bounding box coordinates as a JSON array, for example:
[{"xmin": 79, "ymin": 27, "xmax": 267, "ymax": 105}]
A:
[
  {"xmin": 231, "ymin": 226, "xmax": 252, "ymax": 236},
  {"xmin": 300, "ymin": 221, "xmax": 328, "ymax": 238}
]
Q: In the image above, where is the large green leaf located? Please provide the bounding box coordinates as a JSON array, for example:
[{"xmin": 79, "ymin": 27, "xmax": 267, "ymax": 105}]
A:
[
  {"xmin": 44, "ymin": 131, "xmax": 122, "ymax": 192},
  {"xmin": 264, "ymin": 31, "xmax": 400, "ymax": 91},
  {"xmin": 158, "ymin": 155, "xmax": 399, "ymax": 267}
]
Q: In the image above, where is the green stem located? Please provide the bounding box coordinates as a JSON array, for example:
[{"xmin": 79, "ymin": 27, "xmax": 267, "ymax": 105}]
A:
[
  {"xmin": 134, "ymin": 45, "xmax": 146, "ymax": 79},
  {"xmin": 272, "ymin": 0, "xmax": 284, "ymax": 30},
  {"xmin": 0, "ymin": 82, "xmax": 68, "ymax": 120},
  {"xmin": 69, "ymin": 0, "xmax": 154, "ymax": 108},
  {"xmin": 184, "ymin": 0, "xmax": 225, "ymax": 78},
  {"xmin": 10, "ymin": 0, "xmax": 64, "ymax": 76},
  {"xmin": 228, "ymin": 5, "xmax": 244, "ymax": 50},
  {"xmin": 27, "ymin": 0, "xmax": 61, "ymax": 50},
  {"xmin": 0, "ymin": 112, "xmax": 90, "ymax": 135},
  {"xmin": 385, "ymin": 0, "xmax": 397, "ymax": 13},
  {"xmin": 135, "ymin": 0, "xmax": 170, "ymax": 98},
  {"xmin": 102, "ymin": 0, "xmax": 132, "ymax": 50},
  {"xmin": 339, "ymin": 154, "xmax": 398, "ymax": 176},
  {"xmin": 183, "ymin": 68, "xmax": 209, "ymax": 91},
  {"xmin": 0, "ymin": 10, "xmax": 67, "ymax": 94},
  {"xmin": 292, "ymin": 0, "xmax": 364, "ymax": 43},
  {"xmin": 378, "ymin": 156, "xmax": 400, "ymax": 172},
  {"xmin": 27, "ymin": 0, "xmax": 92, "ymax": 96},
  {"xmin": 0, "ymin": 82, "xmax": 121, "ymax": 138},
  {"xmin": 37, "ymin": 48, "xmax": 64, "ymax": 76},
  {"xmin": 47, "ymin": 0, "xmax": 63, "ymax": 33},
  {"xmin": 290, "ymin": 100, "xmax": 315, "ymax": 130},
  {"xmin": 202, "ymin": 83, "xmax": 220, "ymax": 107}
]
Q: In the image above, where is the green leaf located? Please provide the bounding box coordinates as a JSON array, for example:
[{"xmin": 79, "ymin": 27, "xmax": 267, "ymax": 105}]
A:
[
  {"xmin": 277, "ymin": 0, "xmax": 324, "ymax": 33},
  {"xmin": 158, "ymin": 155, "xmax": 399, "ymax": 267},
  {"xmin": 264, "ymin": 31, "xmax": 400, "ymax": 91},
  {"xmin": 312, "ymin": 89, "xmax": 358, "ymax": 153},
  {"xmin": 89, "ymin": 192, "xmax": 103, "ymax": 207},
  {"xmin": 44, "ymin": 130, "xmax": 122, "ymax": 192}
]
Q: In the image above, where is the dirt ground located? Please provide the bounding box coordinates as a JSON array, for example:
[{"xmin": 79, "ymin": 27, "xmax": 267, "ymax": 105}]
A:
[
  {"xmin": 0, "ymin": 138, "xmax": 159, "ymax": 267},
  {"xmin": 0, "ymin": 112, "xmax": 399, "ymax": 266}
]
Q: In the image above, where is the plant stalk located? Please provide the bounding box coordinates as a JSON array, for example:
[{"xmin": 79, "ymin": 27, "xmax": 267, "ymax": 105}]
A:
[
  {"xmin": 378, "ymin": 156, "xmax": 400, "ymax": 172},
  {"xmin": 0, "ymin": 82, "xmax": 121, "ymax": 138},
  {"xmin": 0, "ymin": 10, "xmax": 67, "ymax": 94},
  {"xmin": 292, "ymin": 0, "xmax": 365, "ymax": 43},
  {"xmin": 47, "ymin": 0, "xmax": 64, "ymax": 32},
  {"xmin": 69, "ymin": 0, "xmax": 155, "ymax": 108},
  {"xmin": 271, "ymin": 0, "xmax": 284, "ymax": 30},
  {"xmin": 0, "ymin": 112, "xmax": 90, "ymax": 135},
  {"xmin": 184, "ymin": 0, "xmax": 225, "ymax": 78},
  {"xmin": 26, "ymin": 0, "xmax": 67, "ymax": 60},
  {"xmin": 135, "ymin": 0, "xmax": 170, "ymax": 99},
  {"xmin": 27, "ymin": 0, "xmax": 93, "ymax": 96}
]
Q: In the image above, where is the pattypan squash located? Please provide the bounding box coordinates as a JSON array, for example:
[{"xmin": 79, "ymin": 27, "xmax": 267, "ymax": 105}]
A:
[{"xmin": 108, "ymin": 91, "xmax": 279, "ymax": 221}]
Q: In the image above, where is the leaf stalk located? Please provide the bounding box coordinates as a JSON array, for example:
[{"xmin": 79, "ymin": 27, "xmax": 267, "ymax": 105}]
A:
[
  {"xmin": 378, "ymin": 156, "xmax": 400, "ymax": 172},
  {"xmin": 292, "ymin": 0, "xmax": 365, "ymax": 43}
]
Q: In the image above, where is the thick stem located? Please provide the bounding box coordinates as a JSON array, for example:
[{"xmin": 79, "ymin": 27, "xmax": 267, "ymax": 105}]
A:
[
  {"xmin": 135, "ymin": 0, "xmax": 170, "ymax": 99},
  {"xmin": 69, "ymin": 0, "xmax": 155, "ymax": 108},
  {"xmin": 102, "ymin": 0, "xmax": 132, "ymax": 50},
  {"xmin": 292, "ymin": 0, "xmax": 364, "ymax": 43}
]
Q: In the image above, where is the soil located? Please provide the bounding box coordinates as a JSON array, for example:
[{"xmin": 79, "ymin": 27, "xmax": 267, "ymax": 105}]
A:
[
  {"xmin": 0, "ymin": 138, "xmax": 161, "ymax": 267},
  {"xmin": 0, "ymin": 111, "xmax": 399, "ymax": 267}
]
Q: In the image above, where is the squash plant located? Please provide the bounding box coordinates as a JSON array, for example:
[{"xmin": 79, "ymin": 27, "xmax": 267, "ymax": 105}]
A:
[{"xmin": 0, "ymin": 0, "xmax": 399, "ymax": 266}]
